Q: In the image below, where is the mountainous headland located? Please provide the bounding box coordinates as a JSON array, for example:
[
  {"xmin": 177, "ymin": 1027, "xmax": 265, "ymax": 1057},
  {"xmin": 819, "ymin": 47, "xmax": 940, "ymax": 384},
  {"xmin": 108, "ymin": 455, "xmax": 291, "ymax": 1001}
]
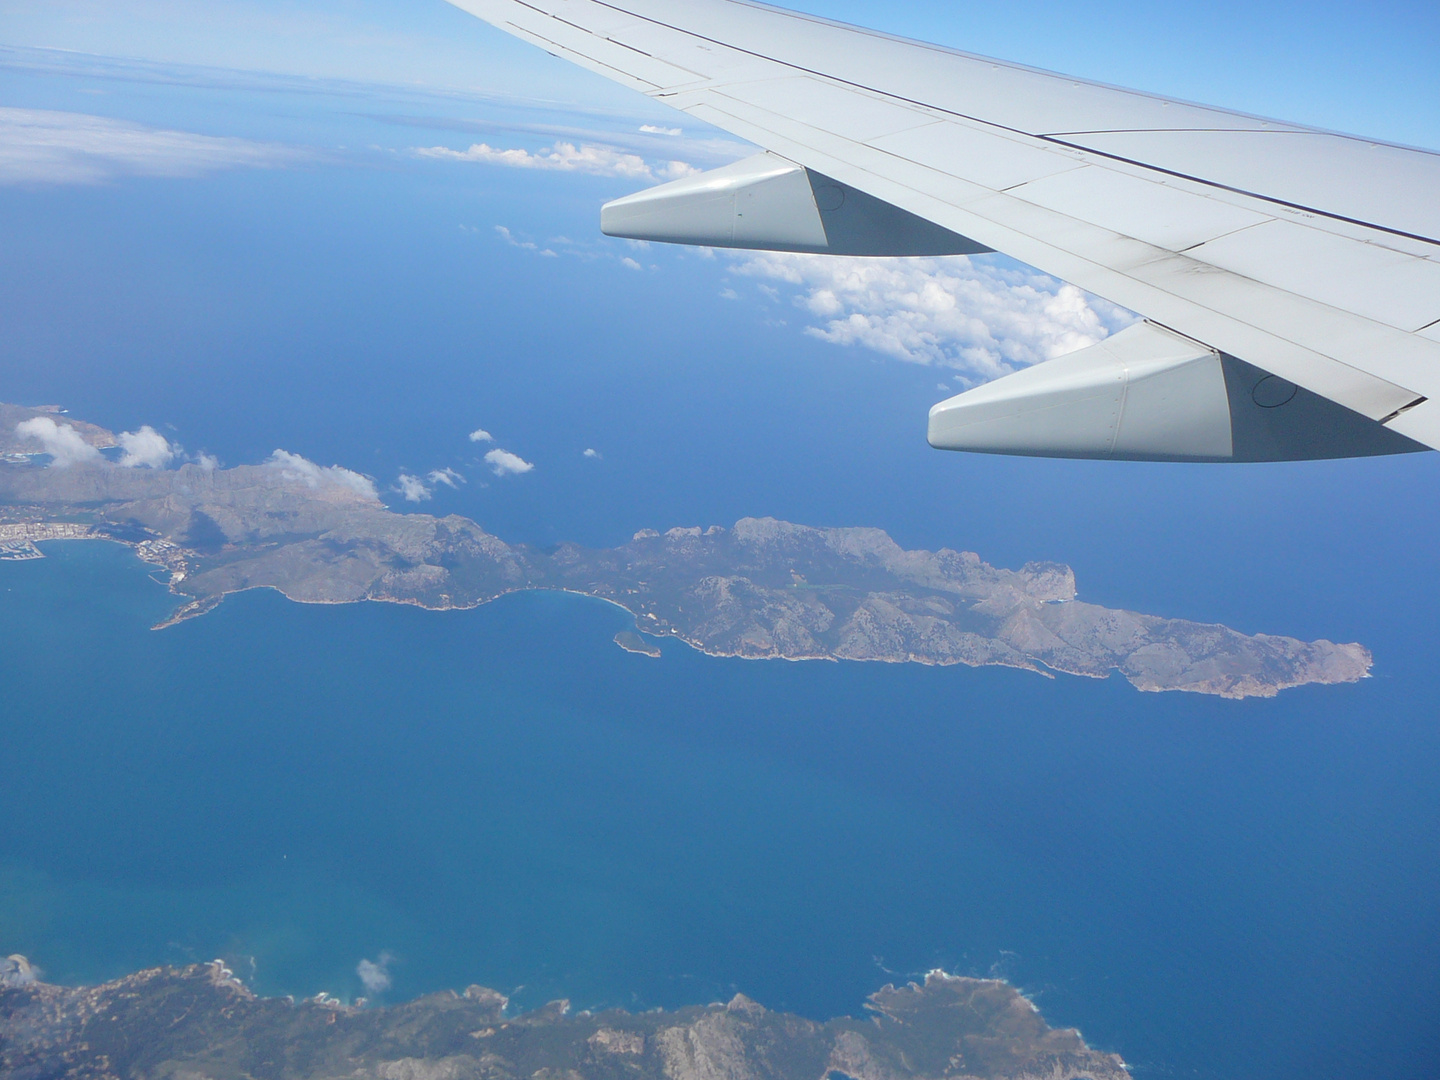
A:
[{"xmin": 0, "ymin": 405, "xmax": 1372, "ymax": 698}]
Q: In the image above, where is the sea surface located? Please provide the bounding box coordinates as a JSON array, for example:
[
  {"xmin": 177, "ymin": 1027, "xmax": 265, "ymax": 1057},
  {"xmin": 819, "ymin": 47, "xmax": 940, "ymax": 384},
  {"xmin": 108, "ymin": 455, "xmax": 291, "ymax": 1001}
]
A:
[
  {"xmin": 2, "ymin": 541, "xmax": 1437, "ymax": 1080},
  {"xmin": 2, "ymin": 54, "xmax": 1440, "ymax": 1080}
]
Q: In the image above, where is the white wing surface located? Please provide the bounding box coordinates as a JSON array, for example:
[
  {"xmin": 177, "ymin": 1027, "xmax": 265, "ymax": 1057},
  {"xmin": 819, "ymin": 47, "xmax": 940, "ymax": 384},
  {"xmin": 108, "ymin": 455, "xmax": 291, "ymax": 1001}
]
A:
[{"xmin": 447, "ymin": 0, "xmax": 1440, "ymax": 459}]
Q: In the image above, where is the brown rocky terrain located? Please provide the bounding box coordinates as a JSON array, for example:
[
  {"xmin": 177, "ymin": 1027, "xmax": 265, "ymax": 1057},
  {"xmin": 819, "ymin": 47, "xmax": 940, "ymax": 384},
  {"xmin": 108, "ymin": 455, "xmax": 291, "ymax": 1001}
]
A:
[{"xmin": 0, "ymin": 961, "xmax": 1128, "ymax": 1080}]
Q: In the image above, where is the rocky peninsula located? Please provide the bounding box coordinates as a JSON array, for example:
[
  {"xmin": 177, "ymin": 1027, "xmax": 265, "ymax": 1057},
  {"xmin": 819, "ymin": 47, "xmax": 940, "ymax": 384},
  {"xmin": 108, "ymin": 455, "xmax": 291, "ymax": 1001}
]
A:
[
  {"xmin": 0, "ymin": 406, "xmax": 1372, "ymax": 698},
  {"xmin": 0, "ymin": 960, "xmax": 1128, "ymax": 1080}
]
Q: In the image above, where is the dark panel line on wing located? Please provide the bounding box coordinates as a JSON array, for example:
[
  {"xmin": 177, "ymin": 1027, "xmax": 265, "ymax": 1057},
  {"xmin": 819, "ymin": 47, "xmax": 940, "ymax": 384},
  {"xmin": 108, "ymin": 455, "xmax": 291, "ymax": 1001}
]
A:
[
  {"xmin": 1045, "ymin": 128, "xmax": 1440, "ymax": 155},
  {"xmin": 1039, "ymin": 136, "xmax": 1440, "ymax": 248}
]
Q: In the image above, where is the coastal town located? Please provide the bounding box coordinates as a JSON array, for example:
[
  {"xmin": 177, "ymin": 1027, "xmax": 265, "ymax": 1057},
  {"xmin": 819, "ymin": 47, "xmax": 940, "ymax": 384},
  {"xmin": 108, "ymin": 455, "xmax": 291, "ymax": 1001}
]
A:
[{"xmin": 0, "ymin": 521, "xmax": 101, "ymax": 561}]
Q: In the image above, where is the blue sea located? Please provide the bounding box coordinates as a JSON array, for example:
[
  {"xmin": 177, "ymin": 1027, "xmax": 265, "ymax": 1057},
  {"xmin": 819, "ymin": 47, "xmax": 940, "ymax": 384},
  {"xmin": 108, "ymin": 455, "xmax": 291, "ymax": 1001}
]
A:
[
  {"xmin": 1, "ymin": 49, "xmax": 1439, "ymax": 1080},
  {"xmin": 3, "ymin": 541, "xmax": 1438, "ymax": 1079}
]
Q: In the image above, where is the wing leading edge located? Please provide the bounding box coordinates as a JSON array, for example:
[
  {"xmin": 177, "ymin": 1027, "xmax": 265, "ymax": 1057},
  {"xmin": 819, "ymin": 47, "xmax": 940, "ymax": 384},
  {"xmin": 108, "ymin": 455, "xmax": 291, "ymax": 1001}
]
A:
[{"xmin": 446, "ymin": 0, "xmax": 1440, "ymax": 460}]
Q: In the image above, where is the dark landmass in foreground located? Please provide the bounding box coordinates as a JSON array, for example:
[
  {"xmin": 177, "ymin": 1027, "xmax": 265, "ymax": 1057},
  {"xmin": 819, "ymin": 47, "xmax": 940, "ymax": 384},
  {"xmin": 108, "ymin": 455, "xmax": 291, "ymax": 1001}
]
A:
[
  {"xmin": 0, "ymin": 959, "xmax": 1128, "ymax": 1080},
  {"xmin": 0, "ymin": 406, "xmax": 1371, "ymax": 698}
]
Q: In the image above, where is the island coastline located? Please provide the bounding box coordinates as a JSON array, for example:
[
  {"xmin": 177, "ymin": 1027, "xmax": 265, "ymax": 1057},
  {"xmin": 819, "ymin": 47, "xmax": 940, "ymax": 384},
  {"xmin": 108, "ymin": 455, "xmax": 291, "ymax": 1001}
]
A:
[{"xmin": 0, "ymin": 405, "xmax": 1374, "ymax": 700}]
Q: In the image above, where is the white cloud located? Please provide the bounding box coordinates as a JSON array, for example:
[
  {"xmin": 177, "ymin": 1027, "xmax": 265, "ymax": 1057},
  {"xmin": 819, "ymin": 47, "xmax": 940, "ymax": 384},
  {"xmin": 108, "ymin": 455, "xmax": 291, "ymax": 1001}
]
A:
[
  {"xmin": 731, "ymin": 253, "xmax": 1136, "ymax": 384},
  {"xmin": 267, "ymin": 449, "xmax": 378, "ymax": 501},
  {"xmin": 494, "ymin": 225, "xmax": 661, "ymax": 270},
  {"xmin": 14, "ymin": 417, "xmax": 102, "ymax": 467},
  {"xmin": 395, "ymin": 472, "xmax": 430, "ymax": 502},
  {"xmin": 427, "ymin": 467, "xmax": 464, "ymax": 488},
  {"xmin": 640, "ymin": 124, "xmax": 682, "ymax": 136},
  {"xmin": 468, "ymin": 428, "xmax": 493, "ymax": 443},
  {"xmin": 0, "ymin": 955, "xmax": 38, "ymax": 987},
  {"xmin": 356, "ymin": 953, "xmax": 393, "ymax": 996},
  {"xmin": 195, "ymin": 452, "xmax": 220, "ymax": 471},
  {"xmin": 484, "ymin": 448, "xmax": 534, "ymax": 477},
  {"xmin": 494, "ymin": 225, "xmax": 556, "ymax": 257},
  {"xmin": 0, "ymin": 107, "xmax": 308, "ymax": 186},
  {"xmin": 417, "ymin": 139, "xmax": 697, "ymax": 182},
  {"xmin": 582, "ymin": 448, "xmax": 601, "ymax": 459},
  {"xmin": 117, "ymin": 425, "xmax": 175, "ymax": 468}
]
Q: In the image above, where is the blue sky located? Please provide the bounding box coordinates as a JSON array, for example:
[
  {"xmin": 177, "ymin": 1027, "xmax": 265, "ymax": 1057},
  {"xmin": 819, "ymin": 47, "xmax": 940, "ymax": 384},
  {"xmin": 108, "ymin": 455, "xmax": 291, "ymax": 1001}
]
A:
[{"xmin": 4, "ymin": 0, "xmax": 1438, "ymax": 148}]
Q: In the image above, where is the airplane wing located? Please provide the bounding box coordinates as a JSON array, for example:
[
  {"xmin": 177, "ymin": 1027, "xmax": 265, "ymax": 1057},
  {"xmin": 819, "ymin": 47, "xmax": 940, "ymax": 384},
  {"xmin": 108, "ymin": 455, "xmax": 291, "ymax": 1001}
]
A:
[{"xmin": 446, "ymin": 0, "xmax": 1440, "ymax": 462}]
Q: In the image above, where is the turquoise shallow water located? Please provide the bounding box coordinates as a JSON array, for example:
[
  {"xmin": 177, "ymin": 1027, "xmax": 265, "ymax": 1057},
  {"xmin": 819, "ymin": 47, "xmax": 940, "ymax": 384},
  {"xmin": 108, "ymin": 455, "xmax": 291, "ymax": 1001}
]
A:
[{"xmin": 2, "ymin": 540, "xmax": 1438, "ymax": 1080}]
